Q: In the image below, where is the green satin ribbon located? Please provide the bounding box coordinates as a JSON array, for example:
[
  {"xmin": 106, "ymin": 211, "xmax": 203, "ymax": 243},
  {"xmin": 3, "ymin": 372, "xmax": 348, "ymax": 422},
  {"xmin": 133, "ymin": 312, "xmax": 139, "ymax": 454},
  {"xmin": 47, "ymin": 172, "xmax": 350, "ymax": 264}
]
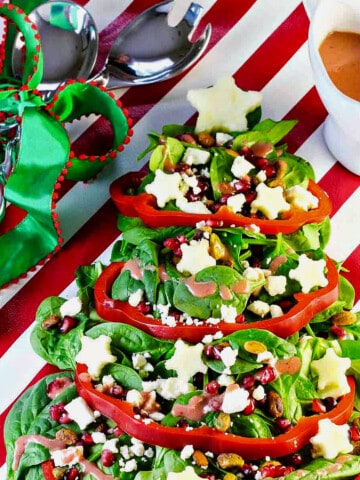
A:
[{"xmin": 0, "ymin": 3, "xmax": 130, "ymax": 287}]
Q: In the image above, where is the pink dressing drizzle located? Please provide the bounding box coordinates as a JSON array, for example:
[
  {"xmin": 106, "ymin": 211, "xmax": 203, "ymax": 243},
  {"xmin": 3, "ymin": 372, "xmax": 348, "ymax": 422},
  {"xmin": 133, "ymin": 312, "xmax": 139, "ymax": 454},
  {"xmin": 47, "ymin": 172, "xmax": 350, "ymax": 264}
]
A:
[
  {"xmin": 172, "ymin": 392, "xmax": 224, "ymax": 422},
  {"xmin": 122, "ymin": 259, "xmax": 143, "ymax": 280},
  {"xmin": 220, "ymin": 284, "xmax": 233, "ymax": 301},
  {"xmin": 183, "ymin": 276, "xmax": 217, "ymax": 298},
  {"xmin": 13, "ymin": 434, "xmax": 116, "ymax": 480},
  {"xmin": 12, "ymin": 435, "xmax": 65, "ymax": 471},
  {"xmin": 232, "ymin": 279, "xmax": 250, "ymax": 294}
]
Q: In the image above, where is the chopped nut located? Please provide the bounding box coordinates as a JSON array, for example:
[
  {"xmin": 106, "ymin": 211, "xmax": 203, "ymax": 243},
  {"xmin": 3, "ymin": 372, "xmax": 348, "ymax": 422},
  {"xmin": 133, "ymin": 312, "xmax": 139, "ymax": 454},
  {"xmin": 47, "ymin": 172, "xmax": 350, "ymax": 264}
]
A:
[
  {"xmin": 224, "ymin": 474, "xmax": 237, "ymax": 480},
  {"xmin": 215, "ymin": 412, "xmax": 231, "ymax": 432},
  {"xmin": 244, "ymin": 340, "xmax": 267, "ymax": 354},
  {"xmin": 42, "ymin": 314, "xmax": 61, "ymax": 330},
  {"xmin": 52, "ymin": 466, "xmax": 68, "ymax": 480},
  {"xmin": 55, "ymin": 428, "xmax": 78, "ymax": 445},
  {"xmin": 217, "ymin": 452, "xmax": 244, "ymax": 469},
  {"xmin": 331, "ymin": 311, "xmax": 357, "ymax": 326},
  {"xmin": 198, "ymin": 131, "xmax": 215, "ymax": 148},
  {"xmin": 209, "ymin": 233, "xmax": 232, "ymax": 263},
  {"xmin": 192, "ymin": 450, "xmax": 209, "ymax": 467},
  {"xmin": 267, "ymin": 390, "xmax": 284, "ymax": 418}
]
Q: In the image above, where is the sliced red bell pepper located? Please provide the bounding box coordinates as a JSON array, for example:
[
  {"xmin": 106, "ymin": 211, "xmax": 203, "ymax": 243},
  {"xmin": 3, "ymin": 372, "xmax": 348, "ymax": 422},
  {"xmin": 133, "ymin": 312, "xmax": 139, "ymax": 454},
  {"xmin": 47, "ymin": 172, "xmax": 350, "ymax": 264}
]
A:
[
  {"xmin": 110, "ymin": 171, "xmax": 332, "ymax": 235},
  {"xmin": 94, "ymin": 256, "xmax": 339, "ymax": 341},
  {"xmin": 75, "ymin": 364, "xmax": 355, "ymax": 461},
  {"xmin": 42, "ymin": 460, "xmax": 56, "ymax": 480}
]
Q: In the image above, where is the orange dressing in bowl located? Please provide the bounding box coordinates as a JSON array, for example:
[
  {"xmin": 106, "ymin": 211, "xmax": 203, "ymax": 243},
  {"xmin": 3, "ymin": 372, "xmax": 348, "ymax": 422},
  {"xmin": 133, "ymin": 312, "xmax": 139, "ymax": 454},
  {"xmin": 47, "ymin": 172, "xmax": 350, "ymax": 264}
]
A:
[{"xmin": 319, "ymin": 30, "xmax": 360, "ymax": 101}]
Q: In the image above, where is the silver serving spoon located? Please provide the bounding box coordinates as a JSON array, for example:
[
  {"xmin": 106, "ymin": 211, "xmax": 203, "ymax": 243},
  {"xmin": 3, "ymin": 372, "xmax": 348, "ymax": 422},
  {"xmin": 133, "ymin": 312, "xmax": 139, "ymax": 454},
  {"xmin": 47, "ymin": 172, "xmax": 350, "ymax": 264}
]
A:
[{"xmin": 12, "ymin": 0, "xmax": 212, "ymax": 92}]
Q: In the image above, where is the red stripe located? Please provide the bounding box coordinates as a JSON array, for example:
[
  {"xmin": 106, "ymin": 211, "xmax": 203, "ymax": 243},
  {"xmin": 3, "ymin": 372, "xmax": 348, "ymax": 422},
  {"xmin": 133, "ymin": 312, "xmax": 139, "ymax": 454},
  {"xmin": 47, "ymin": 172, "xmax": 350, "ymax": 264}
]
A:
[
  {"xmin": 342, "ymin": 245, "xmax": 360, "ymax": 304},
  {"xmin": 0, "ymin": 364, "xmax": 59, "ymax": 465}
]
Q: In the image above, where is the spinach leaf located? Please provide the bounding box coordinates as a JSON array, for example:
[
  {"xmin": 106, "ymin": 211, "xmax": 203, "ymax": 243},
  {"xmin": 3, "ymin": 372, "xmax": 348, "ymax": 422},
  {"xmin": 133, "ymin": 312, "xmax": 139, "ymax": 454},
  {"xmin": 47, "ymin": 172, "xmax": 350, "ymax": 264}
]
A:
[
  {"xmin": 209, "ymin": 149, "xmax": 240, "ymax": 201},
  {"xmin": 148, "ymin": 137, "xmax": 185, "ymax": 172},
  {"xmin": 283, "ymin": 218, "xmax": 331, "ymax": 252},
  {"xmin": 5, "ymin": 372, "xmax": 76, "ymax": 480},
  {"xmin": 105, "ymin": 363, "xmax": 143, "ymax": 391},
  {"xmin": 30, "ymin": 297, "xmax": 89, "ymax": 370},
  {"xmin": 85, "ymin": 323, "xmax": 173, "ymax": 362},
  {"xmin": 173, "ymin": 265, "xmax": 251, "ymax": 319},
  {"xmin": 283, "ymin": 455, "xmax": 360, "ymax": 479},
  {"xmin": 230, "ymin": 412, "xmax": 273, "ymax": 438},
  {"xmin": 75, "ymin": 262, "xmax": 104, "ymax": 313}
]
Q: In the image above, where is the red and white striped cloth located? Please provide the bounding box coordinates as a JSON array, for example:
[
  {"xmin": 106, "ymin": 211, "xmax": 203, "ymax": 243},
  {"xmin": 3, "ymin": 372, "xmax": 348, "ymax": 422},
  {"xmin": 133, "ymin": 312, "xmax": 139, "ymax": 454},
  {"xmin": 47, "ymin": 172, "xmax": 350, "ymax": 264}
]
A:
[{"xmin": 0, "ymin": 0, "xmax": 359, "ymax": 475}]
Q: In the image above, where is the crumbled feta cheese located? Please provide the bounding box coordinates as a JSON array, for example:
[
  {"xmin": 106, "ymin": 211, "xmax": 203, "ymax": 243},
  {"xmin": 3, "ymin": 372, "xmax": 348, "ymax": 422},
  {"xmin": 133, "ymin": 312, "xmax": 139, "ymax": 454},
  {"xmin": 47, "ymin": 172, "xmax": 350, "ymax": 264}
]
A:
[
  {"xmin": 222, "ymin": 384, "xmax": 249, "ymax": 414},
  {"xmin": 270, "ymin": 304, "xmax": 284, "ymax": 318},
  {"xmin": 187, "ymin": 75, "xmax": 262, "ymax": 133},
  {"xmin": 128, "ymin": 288, "xmax": 144, "ymax": 307},
  {"xmin": 75, "ymin": 335, "xmax": 117, "ymax": 380},
  {"xmin": 226, "ymin": 193, "xmax": 246, "ymax": 213},
  {"xmin": 250, "ymin": 182, "xmax": 291, "ymax": 220},
  {"xmin": 257, "ymin": 350, "xmax": 275, "ymax": 364},
  {"xmin": 145, "ymin": 169, "xmax": 183, "ymax": 208},
  {"xmin": 60, "ymin": 296, "xmax": 82, "ymax": 317},
  {"xmin": 121, "ymin": 459, "xmax": 138, "ymax": 473},
  {"xmin": 310, "ymin": 419, "xmax": 352, "ymax": 459},
  {"xmin": 102, "ymin": 374, "xmax": 115, "ymax": 387},
  {"xmin": 252, "ymin": 385, "xmax": 266, "ymax": 401},
  {"xmin": 265, "ymin": 275, "xmax": 287, "ymax": 296},
  {"xmin": 183, "ymin": 147, "xmax": 211, "ymax": 165},
  {"xmin": 165, "ymin": 339, "xmax": 208, "ymax": 383},
  {"xmin": 231, "ymin": 155, "xmax": 254, "ymax": 178},
  {"xmin": 176, "ymin": 238, "xmax": 216, "ymax": 275},
  {"xmin": 286, "ymin": 185, "xmax": 319, "ymax": 211},
  {"xmin": 247, "ymin": 300, "xmax": 270, "ymax": 317},
  {"xmin": 130, "ymin": 440, "xmax": 145, "ymax": 457},
  {"xmin": 64, "ymin": 397, "xmax": 96, "ymax": 430},
  {"xmin": 132, "ymin": 353, "xmax": 148, "ymax": 370},
  {"xmin": 91, "ymin": 431, "xmax": 106, "ymax": 444},
  {"xmin": 216, "ymin": 132, "xmax": 233, "ymax": 146},
  {"xmin": 217, "ymin": 373, "xmax": 235, "ymax": 387},
  {"xmin": 311, "ymin": 348, "xmax": 351, "ymax": 398},
  {"xmin": 144, "ymin": 447, "xmax": 155, "ymax": 458},
  {"xmin": 220, "ymin": 346, "xmax": 238, "ymax": 372},
  {"xmin": 126, "ymin": 389, "xmax": 143, "ymax": 407},
  {"xmin": 120, "ymin": 445, "xmax": 131, "ymax": 460},
  {"xmin": 154, "ymin": 377, "xmax": 195, "ymax": 400},
  {"xmin": 220, "ymin": 304, "xmax": 238, "ymax": 323},
  {"xmin": 51, "ymin": 446, "xmax": 84, "ymax": 467},
  {"xmin": 289, "ymin": 254, "xmax": 328, "ymax": 293},
  {"xmin": 180, "ymin": 444, "xmax": 194, "ymax": 460},
  {"xmin": 103, "ymin": 438, "xmax": 119, "ymax": 453}
]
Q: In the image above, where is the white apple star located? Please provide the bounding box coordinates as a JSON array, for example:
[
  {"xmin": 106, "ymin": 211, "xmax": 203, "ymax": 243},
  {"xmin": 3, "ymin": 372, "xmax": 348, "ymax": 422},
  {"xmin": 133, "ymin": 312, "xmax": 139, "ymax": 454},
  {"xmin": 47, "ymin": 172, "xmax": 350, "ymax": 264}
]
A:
[
  {"xmin": 187, "ymin": 75, "xmax": 262, "ymax": 133},
  {"xmin": 311, "ymin": 347, "xmax": 351, "ymax": 398},
  {"xmin": 76, "ymin": 335, "xmax": 117, "ymax": 379},
  {"xmin": 250, "ymin": 182, "xmax": 290, "ymax": 220},
  {"xmin": 310, "ymin": 419, "xmax": 352, "ymax": 459},
  {"xmin": 289, "ymin": 254, "xmax": 328, "ymax": 293}
]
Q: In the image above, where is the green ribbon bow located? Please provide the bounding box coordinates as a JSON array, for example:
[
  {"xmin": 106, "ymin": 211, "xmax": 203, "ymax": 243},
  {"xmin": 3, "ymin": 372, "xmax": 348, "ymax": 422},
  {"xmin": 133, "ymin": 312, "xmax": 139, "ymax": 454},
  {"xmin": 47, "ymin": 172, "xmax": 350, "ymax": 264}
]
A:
[{"xmin": 0, "ymin": 3, "xmax": 131, "ymax": 288}]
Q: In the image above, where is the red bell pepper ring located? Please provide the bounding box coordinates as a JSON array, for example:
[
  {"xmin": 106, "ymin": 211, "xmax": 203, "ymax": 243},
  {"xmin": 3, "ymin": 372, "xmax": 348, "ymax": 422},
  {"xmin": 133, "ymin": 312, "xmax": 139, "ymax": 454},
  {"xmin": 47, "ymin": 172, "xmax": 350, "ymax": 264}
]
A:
[
  {"xmin": 110, "ymin": 171, "xmax": 332, "ymax": 235},
  {"xmin": 94, "ymin": 256, "xmax": 339, "ymax": 341},
  {"xmin": 76, "ymin": 364, "xmax": 355, "ymax": 461}
]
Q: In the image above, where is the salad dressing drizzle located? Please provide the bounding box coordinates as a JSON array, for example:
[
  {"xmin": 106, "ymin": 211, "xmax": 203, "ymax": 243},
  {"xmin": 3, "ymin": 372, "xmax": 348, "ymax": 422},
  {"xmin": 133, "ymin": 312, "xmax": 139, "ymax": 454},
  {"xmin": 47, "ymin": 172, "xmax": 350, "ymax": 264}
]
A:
[{"xmin": 12, "ymin": 434, "xmax": 65, "ymax": 470}]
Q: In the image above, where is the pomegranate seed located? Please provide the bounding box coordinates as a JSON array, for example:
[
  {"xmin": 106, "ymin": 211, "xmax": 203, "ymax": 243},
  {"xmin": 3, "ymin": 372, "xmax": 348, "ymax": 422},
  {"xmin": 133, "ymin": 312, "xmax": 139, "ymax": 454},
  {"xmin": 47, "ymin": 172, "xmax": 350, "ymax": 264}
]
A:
[
  {"xmin": 245, "ymin": 191, "xmax": 257, "ymax": 203},
  {"xmin": 251, "ymin": 157, "xmax": 269, "ymax": 170},
  {"xmin": 208, "ymin": 397, "xmax": 222, "ymax": 411},
  {"xmin": 255, "ymin": 366, "xmax": 277, "ymax": 385},
  {"xmin": 350, "ymin": 424, "xmax": 360, "ymax": 441},
  {"xmin": 110, "ymin": 385, "xmax": 124, "ymax": 398},
  {"xmin": 65, "ymin": 467, "xmax": 80, "ymax": 480},
  {"xmin": 242, "ymin": 375, "xmax": 255, "ymax": 390},
  {"xmin": 263, "ymin": 164, "xmax": 277, "ymax": 178},
  {"xmin": 219, "ymin": 194, "xmax": 231, "ymax": 205},
  {"xmin": 59, "ymin": 413, "xmax": 71, "ymax": 424},
  {"xmin": 81, "ymin": 432, "xmax": 94, "ymax": 445},
  {"xmin": 186, "ymin": 192, "xmax": 202, "ymax": 202},
  {"xmin": 277, "ymin": 299, "xmax": 294, "ymax": 312},
  {"xmin": 283, "ymin": 452, "xmax": 303, "ymax": 467},
  {"xmin": 311, "ymin": 398, "xmax": 327, "ymax": 414},
  {"xmin": 137, "ymin": 302, "xmax": 151, "ymax": 314},
  {"xmin": 59, "ymin": 316, "xmax": 77, "ymax": 334},
  {"xmin": 275, "ymin": 417, "xmax": 292, "ymax": 432},
  {"xmin": 176, "ymin": 234, "xmax": 188, "ymax": 244},
  {"xmin": 112, "ymin": 426, "xmax": 123, "ymax": 437},
  {"xmin": 193, "ymin": 372, "xmax": 204, "ymax": 389},
  {"xmin": 203, "ymin": 345, "xmax": 215, "ymax": 358},
  {"xmin": 46, "ymin": 377, "xmax": 73, "ymax": 400},
  {"xmin": 205, "ymin": 380, "xmax": 220, "ymax": 394},
  {"xmin": 49, "ymin": 402, "xmax": 66, "ymax": 422},
  {"xmin": 234, "ymin": 178, "xmax": 251, "ymax": 193},
  {"xmin": 101, "ymin": 449, "xmax": 115, "ymax": 467},
  {"xmin": 323, "ymin": 396, "xmax": 338, "ymax": 411},
  {"xmin": 239, "ymin": 146, "xmax": 253, "ymax": 157},
  {"xmin": 199, "ymin": 475, "xmax": 216, "ymax": 480},
  {"xmin": 331, "ymin": 324, "xmax": 347, "ymax": 339},
  {"xmin": 243, "ymin": 398, "xmax": 256, "ymax": 415},
  {"xmin": 212, "ymin": 343, "xmax": 229, "ymax": 361},
  {"xmin": 235, "ymin": 313, "xmax": 246, "ymax": 323},
  {"xmin": 164, "ymin": 237, "xmax": 180, "ymax": 251},
  {"xmin": 176, "ymin": 419, "xmax": 189, "ymax": 428}
]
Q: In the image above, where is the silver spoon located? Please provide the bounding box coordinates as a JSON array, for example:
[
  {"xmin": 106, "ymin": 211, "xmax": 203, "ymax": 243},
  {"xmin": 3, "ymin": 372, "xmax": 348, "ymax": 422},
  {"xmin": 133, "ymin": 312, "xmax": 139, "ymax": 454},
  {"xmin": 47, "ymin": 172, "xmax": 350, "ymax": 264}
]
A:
[{"xmin": 12, "ymin": 0, "xmax": 212, "ymax": 91}]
